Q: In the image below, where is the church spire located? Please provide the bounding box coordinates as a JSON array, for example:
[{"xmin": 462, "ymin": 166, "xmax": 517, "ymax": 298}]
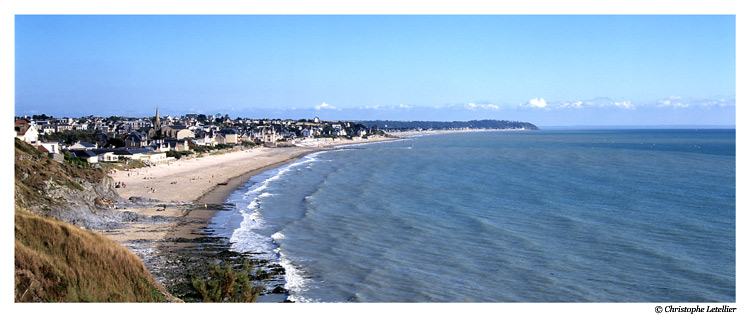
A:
[{"xmin": 155, "ymin": 106, "xmax": 161, "ymax": 128}]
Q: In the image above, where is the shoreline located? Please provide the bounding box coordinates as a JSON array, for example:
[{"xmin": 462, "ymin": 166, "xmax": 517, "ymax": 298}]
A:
[
  {"xmin": 168, "ymin": 149, "xmax": 325, "ymax": 244},
  {"xmin": 196, "ymin": 149, "xmax": 325, "ymax": 204},
  {"xmin": 100, "ymin": 136, "xmax": 396, "ymax": 300},
  {"xmin": 163, "ymin": 136, "xmax": 399, "ymax": 243},
  {"xmin": 386, "ymin": 128, "xmax": 530, "ymax": 137}
]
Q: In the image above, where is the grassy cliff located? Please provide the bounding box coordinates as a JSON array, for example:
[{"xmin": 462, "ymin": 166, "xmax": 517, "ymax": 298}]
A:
[
  {"xmin": 14, "ymin": 139, "xmax": 176, "ymax": 302},
  {"xmin": 15, "ymin": 208, "xmax": 172, "ymax": 302},
  {"xmin": 14, "ymin": 138, "xmax": 109, "ymax": 209}
]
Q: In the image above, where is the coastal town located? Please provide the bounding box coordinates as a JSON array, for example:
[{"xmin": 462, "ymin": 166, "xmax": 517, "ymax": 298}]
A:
[
  {"xmin": 12, "ymin": 13, "xmax": 735, "ymax": 308},
  {"xmin": 14, "ymin": 107, "xmax": 538, "ymax": 168},
  {"xmin": 13, "ymin": 108, "xmax": 399, "ymax": 302},
  {"xmin": 14, "ymin": 107, "xmax": 384, "ymax": 166},
  {"xmin": 13, "ymin": 108, "xmax": 539, "ymax": 302}
]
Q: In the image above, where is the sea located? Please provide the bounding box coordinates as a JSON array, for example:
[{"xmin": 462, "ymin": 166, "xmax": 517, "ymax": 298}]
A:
[{"xmin": 208, "ymin": 129, "xmax": 736, "ymax": 302}]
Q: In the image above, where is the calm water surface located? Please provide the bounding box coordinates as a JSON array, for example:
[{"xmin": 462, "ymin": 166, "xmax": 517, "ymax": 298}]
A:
[{"xmin": 210, "ymin": 130, "xmax": 735, "ymax": 302}]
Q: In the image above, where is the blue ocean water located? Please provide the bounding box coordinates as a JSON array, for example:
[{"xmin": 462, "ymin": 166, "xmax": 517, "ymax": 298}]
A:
[{"xmin": 209, "ymin": 130, "xmax": 735, "ymax": 302}]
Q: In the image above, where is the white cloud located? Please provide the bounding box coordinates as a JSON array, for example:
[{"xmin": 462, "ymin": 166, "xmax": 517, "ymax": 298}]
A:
[
  {"xmin": 314, "ymin": 102, "xmax": 340, "ymax": 110},
  {"xmin": 522, "ymin": 98, "xmax": 547, "ymax": 108},
  {"xmin": 655, "ymin": 97, "xmax": 735, "ymax": 109},
  {"xmin": 519, "ymin": 97, "xmax": 634, "ymax": 109},
  {"xmin": 559, "ymin": 101, "xmax": 584, "ymax": 109},
  {"xmin": 673, "ymin": 102, "xmax": 689, "ymax": 108},
  {"xmin": 465, "ymin": 103, "xmax": 500, "ymax": 110},
  {"xmin": 697, "ymin": 98, "xmax": 735, "ymax": 108},
  {"xmin": 650, "ymin": 96, "xmax": 736, "ymax": 109},
  {"xmin": 657, "ymin": 98, "xmax": 688, "ymax": 108},
  {"xmin": 359, "ymin": 104, "xmax": 416, "ymax": 111},
  {"xmin": 612, "ymin": 101, "xmax": 634, "ymax": 109}
]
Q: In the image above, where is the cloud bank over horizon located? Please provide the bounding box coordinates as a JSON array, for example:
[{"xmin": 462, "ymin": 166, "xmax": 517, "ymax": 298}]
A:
[{"xmin": 18, "ymin": 95, "xmax": 734, "ymax": 127}]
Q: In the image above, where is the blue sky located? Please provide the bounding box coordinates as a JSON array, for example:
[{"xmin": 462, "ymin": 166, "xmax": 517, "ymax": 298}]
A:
[{"xmin": 14, "ymin": 15, "xmax": 735, "ymax": 126}]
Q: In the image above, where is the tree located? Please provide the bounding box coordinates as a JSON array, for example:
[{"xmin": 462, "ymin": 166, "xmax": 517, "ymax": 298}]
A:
[{"xmin": 105, "ymin": 137, "xmax": 126, "ymax": 148}]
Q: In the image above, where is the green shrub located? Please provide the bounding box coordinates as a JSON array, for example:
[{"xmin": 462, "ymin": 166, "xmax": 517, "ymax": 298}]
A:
[
  {"xmin": 166, "ymin": 150, "xmax": 193, "ymax": 160},
  {"xmin": 190, "ymin": 260, "xmax": 265, "ymax": 302}
]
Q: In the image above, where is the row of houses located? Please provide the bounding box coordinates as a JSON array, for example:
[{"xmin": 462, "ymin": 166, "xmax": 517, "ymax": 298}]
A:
[
  {"xmin": 15, "ymin": 120, "xmax": 169, "ymax": 165},
  {"xmin": 20, "ymin": 112, "xmax": 369, "ymax": 146},
  {"xmin": 123, "ymin": 126, "xmax": 301, "ymax": 149},
  {"xmin": 16, "ymin": 134, "xmax": 169, "ymax": 165},
  {"xmin": 68, "ymin": 147, "xmax": 167, "ymax": 165},
  {"xmin": 15, "ymin": 110, "xmax": 377, "ymax": 164}
]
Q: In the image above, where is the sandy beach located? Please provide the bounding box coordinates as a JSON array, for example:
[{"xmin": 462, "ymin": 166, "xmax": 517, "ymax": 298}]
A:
[
  {"xmin": 102, "ymin": 147, "xmax": 316, "ymax": 245},
  {"xmin": 102, "ymin": 136, "xmax": 396, "ymax": 246},
  {"xmin": 111, "ymin": 147, "xmax": 318, "ymax": 203}
]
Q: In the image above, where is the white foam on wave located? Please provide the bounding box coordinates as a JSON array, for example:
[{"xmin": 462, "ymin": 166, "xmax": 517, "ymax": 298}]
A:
[
  {"xmin": 275, "ymin": 247, "xmax": 313, "ymax": 303},
  {"xmin": 229, "ymin": 230, "xmax": 276, "ymax": 260},
  {"xmin": 246, "ymin": 200, "xmax": 259, "ymax": 211},
  {"xmin": 228, "ymin": 206, "xmax": 276, "ymax": 260},
  {"xmin": 258, "ymin": 192, "xmax": 275, "ymax": 198},
  {"xmin": 224, "ymin": 152, "xmax": 323, "ymax": 300},
  {"xmin": 229, "ymin": 191, "xmax": 268, "ymax": 256},
  {"xmin": 270, "ymin": 231, "xmax": 285, "ymax": 243},
  {"xmin": 269, "ymin": 231, "xmax": 315, "ymax": 302},
  {"xmin": 246, "ymin": 152, "xmax": 322, "ymax": 195}
]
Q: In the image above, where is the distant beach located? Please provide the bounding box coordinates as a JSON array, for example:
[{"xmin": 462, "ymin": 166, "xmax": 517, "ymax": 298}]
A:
[{"xmin": 387, "ymin": 128, "xmax": 530, "ymax": 137}]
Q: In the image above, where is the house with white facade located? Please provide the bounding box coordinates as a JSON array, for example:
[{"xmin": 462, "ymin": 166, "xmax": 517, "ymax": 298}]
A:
[
  {"xmin": 37, "ymin": 141, "xmax": 62, "ymax": 154},
  {"xmin": 69, "ymin": 150, "xmax": 99, "ymax": 163},
  {"xmin": 15, "ymin": 120, "xmax": 39, "ymax": 145},
  {"xmin": 97, "ymin": 151, "xmax": 118, "ymax": 162},
  {"xmin": 70, "ymin": 142, "xmax": 97, "ymax": 150}
]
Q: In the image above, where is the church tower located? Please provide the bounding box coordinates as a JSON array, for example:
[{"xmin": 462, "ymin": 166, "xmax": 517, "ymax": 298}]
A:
[{"xmin": 155, "ymin": 107, "xmax": 161, "ymax": 128}]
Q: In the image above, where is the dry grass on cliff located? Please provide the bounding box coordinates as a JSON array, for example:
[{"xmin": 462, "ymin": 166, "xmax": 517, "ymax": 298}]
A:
[
  {"xmin": 14, "ymin": 208, "xmax": 172, "ymax": 302},
  {"xmin": 14, "ymin": 138, "xmax": 107, "ymax": 209}
]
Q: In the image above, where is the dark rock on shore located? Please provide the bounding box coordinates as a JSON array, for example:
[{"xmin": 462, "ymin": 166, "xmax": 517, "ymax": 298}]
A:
[
  {"xmin": 128, "ymin": 196, "xmax": 163, "ymax": 203},
  {"xmin": 133, "ymin": 234, "xmax": 289, "ymax": 302}
]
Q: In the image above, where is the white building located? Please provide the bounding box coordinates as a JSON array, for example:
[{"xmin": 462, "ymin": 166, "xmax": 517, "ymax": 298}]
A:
[
  {"xmin": 97, "ymin": 152, "xmax": 118, "ymax": 162},
  {"xmin": 15, "ymin": 125, "xmax": 38, "ymax": 144},
  {"xmin": 37, "ymin": 141, "xmax": 61, "ymax": 154}
]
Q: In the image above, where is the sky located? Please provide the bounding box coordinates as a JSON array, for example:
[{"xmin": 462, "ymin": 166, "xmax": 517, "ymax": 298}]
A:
[{"xmin": 14, "ymin": 14, "xmax": 736, "ymax": 126}]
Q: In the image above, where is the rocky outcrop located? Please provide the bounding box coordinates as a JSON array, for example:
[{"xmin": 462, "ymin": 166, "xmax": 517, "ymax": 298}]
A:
[
  {"xmin": 14, "ymin": 138, "xmax": 139, "ymax": 230},
  {"xmin": 40, "ymin": 176, "xmax": 123, "ymax": 228}
]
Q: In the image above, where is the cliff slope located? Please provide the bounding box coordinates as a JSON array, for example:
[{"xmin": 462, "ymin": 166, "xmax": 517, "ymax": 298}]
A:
[{"xmin": 14, "ymin": 139, "xmax": 178, "ymax": 302}]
